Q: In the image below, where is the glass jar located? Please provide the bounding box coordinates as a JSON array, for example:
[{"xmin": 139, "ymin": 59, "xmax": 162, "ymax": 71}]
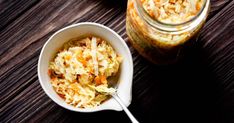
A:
[{"xmin": 126, "ymin": 0, "xmax": 210, "ymax": 64}]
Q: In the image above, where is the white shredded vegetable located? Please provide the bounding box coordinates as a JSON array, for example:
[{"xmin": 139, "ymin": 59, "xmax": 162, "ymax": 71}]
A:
[{"xmin": 91, "ymin": 37, "xmax": 99, "ymax": 76}]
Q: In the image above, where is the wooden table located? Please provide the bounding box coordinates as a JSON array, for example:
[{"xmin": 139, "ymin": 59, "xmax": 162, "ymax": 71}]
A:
[{"xmin": 1, "ymin": 0, "xmax": 233, "ymax": 122}]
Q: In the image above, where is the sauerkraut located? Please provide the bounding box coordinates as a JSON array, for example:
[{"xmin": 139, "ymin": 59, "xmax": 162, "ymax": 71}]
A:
[
  {"xmin": 126, "ymin": 0, "xmax": 208, "ymax": 64},
  {"xmin": 141, "ymin": 0, "xmax": 203, "ymax": 24},
  {"xmin": 48, "ymin": 36, "xmax": 122, "ymax": 108}
]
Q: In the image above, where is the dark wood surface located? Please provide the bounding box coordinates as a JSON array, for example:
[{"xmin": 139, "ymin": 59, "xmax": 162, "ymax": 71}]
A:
[{"xmin": 0, "ymin": 0, "xmax": 234, "ymax": 122}]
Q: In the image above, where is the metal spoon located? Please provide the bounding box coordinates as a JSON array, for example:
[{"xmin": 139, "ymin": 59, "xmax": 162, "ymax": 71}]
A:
[
  {"xmin": 112, "ymin": 93, "xmax": 139, "ymax": 123},
  {"xmin": 105, "ymin": 78, "xmax": 139, "ymax": 123}
]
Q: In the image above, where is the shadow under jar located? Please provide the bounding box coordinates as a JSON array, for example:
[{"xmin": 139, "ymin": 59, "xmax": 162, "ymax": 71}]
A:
[{"xmin": 126, "ymin": 0, "xmax": 210, "ymax": 64}]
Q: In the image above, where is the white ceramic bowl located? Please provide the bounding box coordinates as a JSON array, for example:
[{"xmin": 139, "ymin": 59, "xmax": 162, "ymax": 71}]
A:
[{"xmin": 38, "ymin": 22, "xmax": 133, "ymax": 112}]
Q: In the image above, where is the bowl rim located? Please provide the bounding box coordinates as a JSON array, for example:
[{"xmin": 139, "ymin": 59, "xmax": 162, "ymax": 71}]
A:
[{"xmin": 37, "ymin": 22, "xmax": 133, "ymax": 112}]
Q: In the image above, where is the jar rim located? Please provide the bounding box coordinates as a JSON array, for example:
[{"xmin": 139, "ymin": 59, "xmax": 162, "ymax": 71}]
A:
[{"xmin": 135, "ymin": 0, "xmax": 208, "ymax": 31}]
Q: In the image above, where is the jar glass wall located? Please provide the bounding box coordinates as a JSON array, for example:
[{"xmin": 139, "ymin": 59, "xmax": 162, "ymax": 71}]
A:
[{"xmin": 126, "ymin": 0, "xmax": 210, "ymax": 64}]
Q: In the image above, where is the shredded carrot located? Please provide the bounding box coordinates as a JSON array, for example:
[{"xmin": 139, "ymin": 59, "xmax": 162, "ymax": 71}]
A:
[
  {"xmin": 149, "ymin": 10, "xmax": 154, "ymax": 17},
  {"xmin": 80, "ymin": 59, "xmax": 87, "ymax": 66},
  {"xmin": 100, "ymin": 75, "xmax": 107, "ymax": 84},
  {"xmin": 58, "ymin": 94, "xmax": 65, "ymax": 99},
  {"xmin": 154, "ymin": 0, "xmax": 160, "ymax": 2},
  {"xmin": 196, "ymin": 2, "xmax": 201, "ymax": 10},
  {"xmin": 65, "ymin": 55, "xmax": 71, "ymax": 60},
  {"xmin": 72, "ymin": 79, "xmax": 77, "ymax": 83},
  {"xmin": 70, "ymin": 83, "xmax": 79, "ymax": 91},
  {"xmin": 48, "ymin": 69, "xmax": 52, "ymax": 76},
  {"xmin": 48, "ymin": 69, "xmax": 56, "ymax": 79},
  {"xmin": 77, "ymin": 56, "xmax": 87, "ymax": 66},
  {"xmin": 51, "ymin": 77, "xmax": 57, "ymax": 81},
  {"xmin": 129, "ymin": 1, "xmax": 134, "ymax": 8},
  {"xmin": 94, "ymin": 76, "xmax": 101, "ymax": 85},
  {"xmin": 94, "ymin": 75, "xmax": 107, "ymax": 85}
]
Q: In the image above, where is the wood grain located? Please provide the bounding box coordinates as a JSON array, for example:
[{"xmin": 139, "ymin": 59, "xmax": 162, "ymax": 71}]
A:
[
  {"xmin": 0, "ymin": 0, "xmax": 40, "ymax": 31},
  {"xmin": 0, "ymin": 0, "xmax": 234, "ymax": 122}
]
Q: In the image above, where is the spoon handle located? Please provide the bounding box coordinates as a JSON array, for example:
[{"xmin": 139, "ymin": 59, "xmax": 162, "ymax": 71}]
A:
[{"xmin": 112, "ymin": 94, "xmax": 139, "ymax": 123}]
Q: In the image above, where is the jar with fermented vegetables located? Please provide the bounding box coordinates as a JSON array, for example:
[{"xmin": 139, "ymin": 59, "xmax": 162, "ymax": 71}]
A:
[{"xmin": 126, "ymin": 0, "xmax": 210, "ymax": 64}]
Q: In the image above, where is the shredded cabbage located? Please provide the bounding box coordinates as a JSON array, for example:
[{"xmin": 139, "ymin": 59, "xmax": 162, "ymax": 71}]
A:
[
  {"xmin": 49, "ymin": 36, "xmax": 122, "ymax": 108},
  {"xmin": 141, "ymin": 0, "xmax": 203, "ymax": 24}
]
